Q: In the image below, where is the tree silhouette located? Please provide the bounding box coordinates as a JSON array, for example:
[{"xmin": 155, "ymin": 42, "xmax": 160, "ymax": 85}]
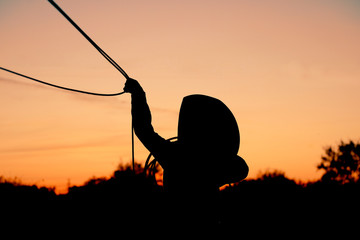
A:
[{"xmin": 317, "ymin": 140, "xmax": 360, "ymax": 184}]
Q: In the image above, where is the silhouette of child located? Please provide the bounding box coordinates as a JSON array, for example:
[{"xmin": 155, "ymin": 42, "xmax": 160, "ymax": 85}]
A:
[{"xmin": 124, "ymin": 78, "xmax": 248, "ymax": 229}]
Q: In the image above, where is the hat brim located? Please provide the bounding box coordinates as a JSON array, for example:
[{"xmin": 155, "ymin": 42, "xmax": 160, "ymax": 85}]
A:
[{"xmin": 216, "ymin": 155, "xmax": 249, "ymax": 187}]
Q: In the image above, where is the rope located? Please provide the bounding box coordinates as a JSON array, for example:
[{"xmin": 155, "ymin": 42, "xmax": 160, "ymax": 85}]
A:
[
  {"xmin": 0, "ymin": 67, "xmax": 125, "ymax": 96},
  {"xmin": 0, "ymin": 0, "xmax": 136, "ymax": 171},
  {"xmin": 47, "ymin": 0, "xmax": 135, "ymax": 172},
  {"xmin": 144, "ymin": 137, "xmax": 178, "ymax": 177},
  {"xmin": 48, "ymin": 0, "xmax": 130, "ymax": 80}
]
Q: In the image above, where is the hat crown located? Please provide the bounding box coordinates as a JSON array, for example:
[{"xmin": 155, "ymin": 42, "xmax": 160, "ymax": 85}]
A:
[{"xmin": 178, "ymin": 94, "xmax": 240, "ymax": 156}]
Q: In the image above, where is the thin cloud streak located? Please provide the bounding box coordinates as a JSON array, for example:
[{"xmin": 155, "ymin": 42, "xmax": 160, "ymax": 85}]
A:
[
  {"xmin": 0, "ymin": 75, "xmax": 131, "ymax": 109},
  {"xmin": 0, "ymin": 76, "xmax": 177, "ymax": 115},
  {"xmin": 0, "ymin": 135, "xmax": 124, "ymax": 154},
  {"xmin": 0, "ymin": 76, "xmax": 51, "ymax": 90}
]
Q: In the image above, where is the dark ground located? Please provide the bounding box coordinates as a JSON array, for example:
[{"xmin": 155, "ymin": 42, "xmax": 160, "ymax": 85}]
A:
[{"xmin": 1, "ymin": 168, "xmax": 359, "ymax": 237}]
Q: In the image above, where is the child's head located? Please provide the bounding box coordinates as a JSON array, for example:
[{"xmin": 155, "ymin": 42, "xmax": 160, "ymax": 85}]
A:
[
  {"xmin": 178, "ymin": 94, "xmax": 240, "ymax": 156},
  {"xmin": 177, "ymin": 94, "xmax": 248, "ymax": 186}
]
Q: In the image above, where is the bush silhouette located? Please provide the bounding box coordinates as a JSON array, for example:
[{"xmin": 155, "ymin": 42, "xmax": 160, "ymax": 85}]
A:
[
  {"xmin": 0, "ymin": 176, "xmax": 56, "ymax": 201},
  {"xmin": 318, "ymin": 140, "xmax": 360, "ymax": 184}
]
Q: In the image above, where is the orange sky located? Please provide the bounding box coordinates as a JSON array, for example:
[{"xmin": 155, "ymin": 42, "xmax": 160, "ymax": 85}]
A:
[{"xmin": 1, "ymin": 0, "xmax": 360, "ymax": 193}]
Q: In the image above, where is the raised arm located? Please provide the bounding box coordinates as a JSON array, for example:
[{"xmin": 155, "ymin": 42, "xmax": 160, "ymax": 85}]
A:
[{"xmin": 123, "ymin": 79, "xmax": 167, "ymax": 157}]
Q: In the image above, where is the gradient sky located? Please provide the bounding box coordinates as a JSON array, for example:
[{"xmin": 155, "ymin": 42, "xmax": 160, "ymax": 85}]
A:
[{"xmin": 1, "ymin": 0, "xmax": 360, "ymax": 193}]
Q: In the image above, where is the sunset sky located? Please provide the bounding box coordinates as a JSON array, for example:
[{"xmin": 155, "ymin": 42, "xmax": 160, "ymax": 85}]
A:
[{"xmin": 1, "ymin": 0, "xmax": 360, "ymax": 193}]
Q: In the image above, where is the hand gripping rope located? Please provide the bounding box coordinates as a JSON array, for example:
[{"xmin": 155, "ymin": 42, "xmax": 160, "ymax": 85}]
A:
[{"xmin": 0, "ymin": 0, "xmax": 136, "ymax": 171}]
